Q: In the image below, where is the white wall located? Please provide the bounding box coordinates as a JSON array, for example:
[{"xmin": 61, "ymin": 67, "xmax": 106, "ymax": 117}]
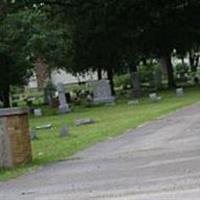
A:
[
  {"xmin": 27, "ymin": 69, "xmax": 102, "ymax": 89},
  {"xmin": 51, "ymin": 70, "xmax": 98, "ymax": 85}
]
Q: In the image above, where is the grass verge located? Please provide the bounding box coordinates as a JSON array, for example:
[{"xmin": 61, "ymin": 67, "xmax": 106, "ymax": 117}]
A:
[{"xmin": 0, "ymin": 87, "xmax": 200, "ymax": 181}]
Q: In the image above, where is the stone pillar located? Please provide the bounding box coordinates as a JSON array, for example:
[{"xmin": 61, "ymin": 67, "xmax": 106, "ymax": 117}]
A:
[{"xmin": 0, "ymin": 108, "xmax": 32, "ymax": 168}]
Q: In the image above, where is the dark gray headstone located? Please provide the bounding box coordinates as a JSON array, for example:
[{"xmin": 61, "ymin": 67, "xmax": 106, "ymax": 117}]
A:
[
  {"xmin": 132, "ymin": 72, "xmax": 141, "ymax": 97},
  {"xmin": 59, "ymin": 125, "xmax": 69, "ymax": 137},
  {"xmin": 153, "ymin": 70, "xmax": 162, "ymax": 89},
  {"xmin": 93, "ymin": 80, "xmax": 115, "ymax": 104},
  {"xmin": 30, "ymin": 129, "xmax": 38, "ymax": 140}
]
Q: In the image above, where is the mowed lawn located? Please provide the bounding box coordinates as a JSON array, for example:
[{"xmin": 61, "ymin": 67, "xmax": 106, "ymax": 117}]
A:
[{"xmin": 1, "ymin": 88, "xmax": 200, "ymax": 181}]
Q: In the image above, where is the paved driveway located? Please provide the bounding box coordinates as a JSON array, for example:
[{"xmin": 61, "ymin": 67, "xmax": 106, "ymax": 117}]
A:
[{"xmin": 1, "ymin": 104, "xmax": 200, "ymax": 199}]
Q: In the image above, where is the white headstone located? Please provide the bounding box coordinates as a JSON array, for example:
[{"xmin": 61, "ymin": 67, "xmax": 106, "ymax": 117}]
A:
[
  {"xmin": 149, "ymin": 93, "xmax": 161, "ymax": 102},
  {"xmin": 93, "ymin": 80, "xmax": 115, "ymax": 104},
  {"xmin": 57, "ymin": 82, "xmax": 70, "ymax": 113},
  {"xmin": 176, "ymin": 88, "xmax": 184, "ymax": 97},
  {"xmin": 128, "ymin": 100, "xmax": 139, "ymax": 105},
  {"xmin": 34, "ymin": 108, "xmax": 42, "ymax": 117}
]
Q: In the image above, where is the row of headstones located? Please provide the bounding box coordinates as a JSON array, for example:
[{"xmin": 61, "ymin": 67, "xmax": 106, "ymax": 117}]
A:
[
  {"xmin": 57, "ymin": 82, "xmax": 184, "ymax": 110},
  {"xmin": 128, "ymin": 88, "xmax": 184, "ymax": 105},
  {"xmin": 57, "ymin": 81, "xmax": 184, "ymax": 111},
  {"xmin": 34, "ymin": 80, "xmax": 115, "ymax": 116},
  {"xmin": 34, "ymin": 80, "xmax": 184, "ymax": 117},
  {"xmin": 149, "ymin": 88, "xmax": 184, "ymax": 102}
]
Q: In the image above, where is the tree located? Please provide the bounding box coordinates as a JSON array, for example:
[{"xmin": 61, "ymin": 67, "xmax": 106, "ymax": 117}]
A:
[
  {"xmin": 0, "ymin": 9, "xmax": 33, "ymax": 107},
  {"xmin": 12, "ymin": 0, "xmax": 200, "ymax": 91},
  {"xmin": 136, "ymin": 0, "xmax": 200, "ymax": 88}
]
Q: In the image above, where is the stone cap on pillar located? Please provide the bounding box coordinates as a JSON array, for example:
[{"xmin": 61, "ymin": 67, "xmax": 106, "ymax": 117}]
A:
[{"xmin": 0, "ymin": 107, "xmax": 28, "ymax": 117}]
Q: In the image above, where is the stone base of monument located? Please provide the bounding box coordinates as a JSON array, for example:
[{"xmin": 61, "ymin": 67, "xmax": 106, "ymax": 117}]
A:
[
  {"xmin": 93, "ymin": 97, "xmax": 115, "ymax": 105},
  {"xmin": 0, "ymin": 108, "xmax": 32, "ymax": 168},
  {"xmin": 59, "ymin": 104, "xmax": 71, "ymax": 114}
]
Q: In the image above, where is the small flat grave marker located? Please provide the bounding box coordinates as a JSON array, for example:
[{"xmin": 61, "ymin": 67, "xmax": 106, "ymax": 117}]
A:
[
  {"xmin": 75, "ymin": 118, "xmax": 95, "ymax": 126},
  {"xmin": 36, "ymin": 123, "xmax": 52, "ymax": 130},
  {"xmin": 128, "ymin": 100, "xmax": 139, "ymax": 105}
]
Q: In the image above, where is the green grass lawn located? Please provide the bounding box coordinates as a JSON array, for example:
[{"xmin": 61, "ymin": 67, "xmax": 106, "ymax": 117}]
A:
[{"xmin": 1, "ymin": 88, "xmax": 200, "ymax": 181}]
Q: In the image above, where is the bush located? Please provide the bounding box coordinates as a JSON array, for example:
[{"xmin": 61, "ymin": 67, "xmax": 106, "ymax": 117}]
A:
[
  {"xmin": 175, "ymin": 63, "xmax": 190, "ymax": 82},
  {"xmin": 139, "ymin": 62, "xmax": 162, "ymax": 88},
  {"xmin": 114, "ymin": 74, "xmax": 132, "ymax": 89}
]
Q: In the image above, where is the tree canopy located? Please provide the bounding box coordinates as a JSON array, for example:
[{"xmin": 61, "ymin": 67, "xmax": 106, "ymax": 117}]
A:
[{"xmin": 1, "ymin": 0, "xmax": 200, "ymax": 106}]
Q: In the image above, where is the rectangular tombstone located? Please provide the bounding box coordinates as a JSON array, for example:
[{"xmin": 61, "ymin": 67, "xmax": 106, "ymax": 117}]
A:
[
  {"xmin": 0, "ymin": 108, "xmax": 32, "ymax": 168},
  {"xmin": 149, "ymin": 93, "xmax": 161, "ymax": 102},
  {"xmin": 93, "ymin": 80, "xmax": 115, "ymax": 104},
  {"xmin": 132, "ymin": 72, "xmax": 141, "ymax": 97},
  {"xmin": 176, "ymin": 88, "xmax": 184, "ymax": 97},
  {"xmin": 34, "ymin": 108, "xmax": 42, "ymax": 117}
]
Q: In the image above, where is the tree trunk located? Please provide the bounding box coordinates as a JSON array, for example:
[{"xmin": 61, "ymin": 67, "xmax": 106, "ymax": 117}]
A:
[
  {"xmin": 131, "ymin": 65, "xmax": 141, "ymax": 98},
  {"xmin": 189, "ymin": 51, "xmax": 199, "ymax": 72},
  {"xmin": 162, "ymin": 53, "xmax": 176, "ymax": 88},
  {"xmin": 159, "ymin": 57, "xmax": 168, "ymax": 75},
  {"xmin": 35, "ymin": 57, "xmax": 49, "ymax": 90},
  {"xmin": 2, "ymin": 85, "xmax": 10, "ymax": 108},
  {"xmin": 107, "ymin": 69, "xmax": 115, "ymax": 96},
  {"xmin": 189, "ymin": 51, "xmax": 195, "ymax": 72},
  {"xmin": 97, "ymin": 67, "xmax": 102, "ymax": 80},
  {"xmin": 142, "ymin": 57, "xmax": 147, "ymax": 66}
]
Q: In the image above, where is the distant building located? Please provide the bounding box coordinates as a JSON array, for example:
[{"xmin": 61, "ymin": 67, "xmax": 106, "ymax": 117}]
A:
[{"xmin": 27, "ymin": 69, "xmax": 103, "ymax": 89}]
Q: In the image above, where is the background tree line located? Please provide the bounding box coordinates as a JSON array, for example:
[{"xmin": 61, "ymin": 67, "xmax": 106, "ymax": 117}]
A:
[{"xmin": 0, "ymin": 0, "xmax": 200, "ymax": 107}]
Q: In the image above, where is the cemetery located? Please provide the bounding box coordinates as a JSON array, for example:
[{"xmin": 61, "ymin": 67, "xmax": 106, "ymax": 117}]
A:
[
  {"xmin": 0, "ymin": 1, "xmax": 200, "ymax": 199},
  {"xmin": 1, "ymin": 86, "xmax": 200, "ymax": 181}
]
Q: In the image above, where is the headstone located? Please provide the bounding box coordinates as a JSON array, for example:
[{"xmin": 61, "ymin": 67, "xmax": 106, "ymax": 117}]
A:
[
  {"xmin": 34, "ymin": 108, "xmax": 42, "ymax": 117},
  {"xmin": 132, "ymin": 72, "xmax": 141, "ymax": 97},
  {"xmin": 44, "ymin": 82, "xmax": 56, "ymax": 106},
  {"xmin": 30, "ymin": 129, "xmax": 38, "ymax": 140},
  {"xmin": 176, "ymin": 88, "xmax": 184, "ymax": 97},
  {"xmin": 149, "ymin": 93, "xmax": 162, "ymax": 102},
  {"xmin": 153, "ymin": 70, "xmax": 162, "ymax": 89},
  {"xmin": 93, "ymin": 80, "xmax": 115, "ymax": 104},
  {"xmin": 57, "ymin": 82, "xmax": 70, "ymax": 114},
  {"xmin": 75, "ymin": 118, "xmax": 95, "ymax": 126},
  {"xmin": 36, "ymin": 123, "xmax": 52, "ymax": 130},
  {"xmin": 128, "ymin": 100, "xmax": 139, "ymax": 105},
  {"xmin": 59, "ymin": 125, "xmax": 69, "ymax": 137}
]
